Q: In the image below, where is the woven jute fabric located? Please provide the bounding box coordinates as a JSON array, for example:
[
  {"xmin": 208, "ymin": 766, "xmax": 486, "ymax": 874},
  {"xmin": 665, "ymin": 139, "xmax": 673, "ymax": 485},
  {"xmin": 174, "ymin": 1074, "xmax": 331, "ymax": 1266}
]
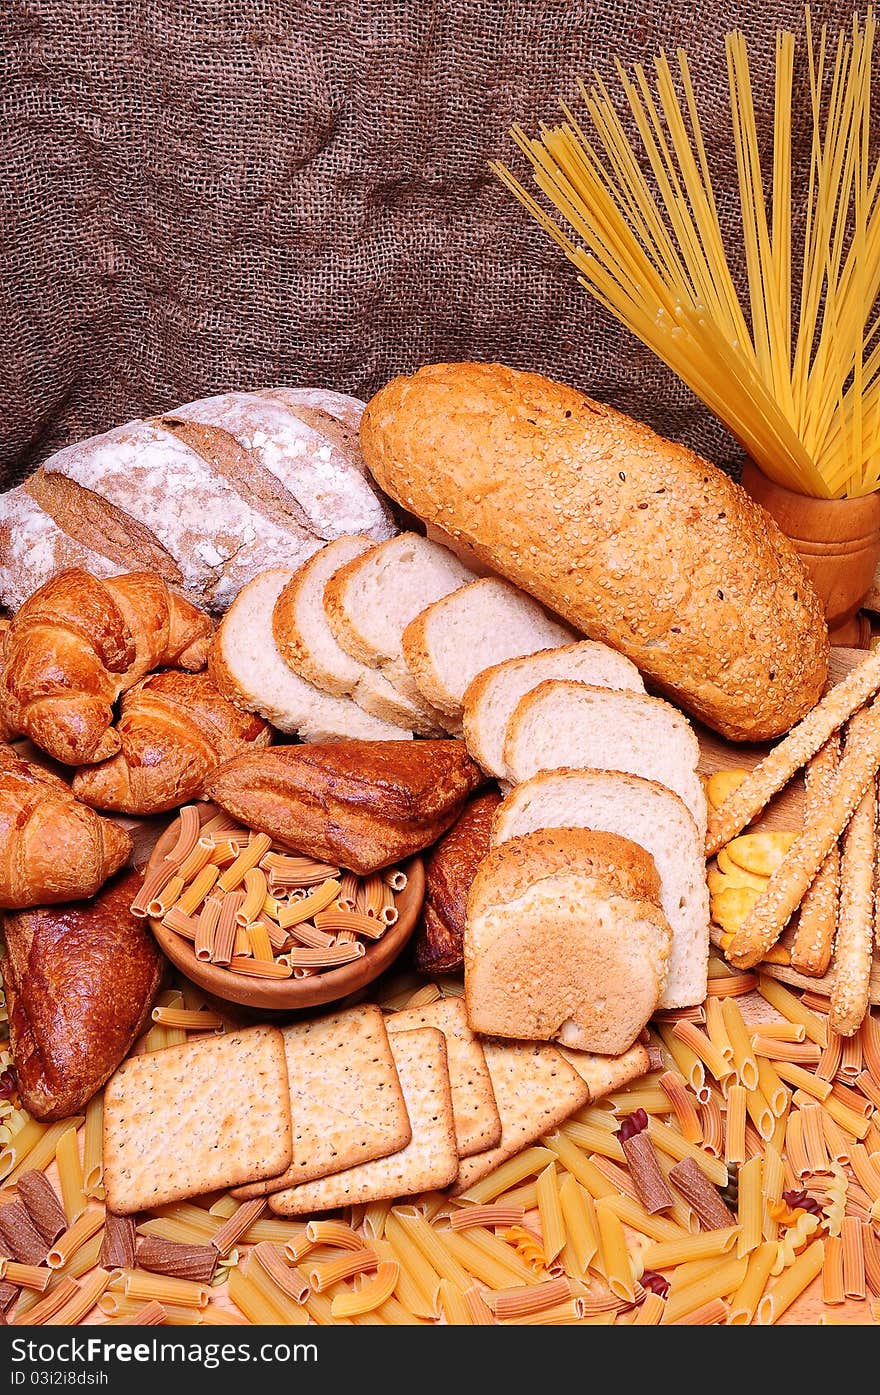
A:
[{"xmin": 0, "ymin": 0, "xmax": 865, "ymax": 488}]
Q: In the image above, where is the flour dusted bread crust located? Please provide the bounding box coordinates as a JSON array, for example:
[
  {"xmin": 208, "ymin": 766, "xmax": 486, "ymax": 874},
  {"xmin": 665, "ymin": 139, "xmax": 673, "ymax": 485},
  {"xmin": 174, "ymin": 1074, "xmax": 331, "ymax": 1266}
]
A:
[
  {"xmin": 465, "ymin": 828, "xmax": 671, "ymax": 1054},
  {"xmin": 0, "ymin": 387, "xmax": 396, "ymax": 613},
  {"xmin": 360, "ymin": 361, "xmax": 829, "ymax": 741}
]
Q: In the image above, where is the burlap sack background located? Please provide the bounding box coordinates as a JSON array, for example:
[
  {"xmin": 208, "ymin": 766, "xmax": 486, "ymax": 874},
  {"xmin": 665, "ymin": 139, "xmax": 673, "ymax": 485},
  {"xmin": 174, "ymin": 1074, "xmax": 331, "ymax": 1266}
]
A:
[{"xmin": 0, "ymin": 0, "xmax": 866, "ymax": 488}]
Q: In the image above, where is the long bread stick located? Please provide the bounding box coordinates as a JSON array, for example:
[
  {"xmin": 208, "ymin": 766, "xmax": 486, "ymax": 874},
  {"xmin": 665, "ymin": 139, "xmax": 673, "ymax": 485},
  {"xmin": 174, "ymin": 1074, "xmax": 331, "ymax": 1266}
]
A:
[
  {"xmin": 830, "ymin": 716, "xmax": 877, "ymax": 1036},
  {"xmin": 724, "ymin": 700, "xmax": 880, "ymax": 969},
  {"xmin": 790, "ymin": 736, "xmax": 841, "ymax": 976},
  {"xmin": 706, "ymin": 651, "xmax": 880, "ymax": 855}
]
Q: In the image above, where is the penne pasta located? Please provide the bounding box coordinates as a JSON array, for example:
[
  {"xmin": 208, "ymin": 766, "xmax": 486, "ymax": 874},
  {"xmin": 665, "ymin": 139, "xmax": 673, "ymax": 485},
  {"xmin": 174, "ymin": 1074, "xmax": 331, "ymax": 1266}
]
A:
[
  {"xmin": 594, "ymin": 1202, "xmax": 635, "ymax": 1303},
  {"xmin": 438, "ymin": 1276, "xmax": 473, "ymax": 1325},
  {"xmin": 657, "ymin": 1071, "xmax": 702, "ymax": 1144},
  {"xmin": 55, "ymin": 1124, "xmax": 87, "ymax": 1224},
  {"xmin": 457, "ymin": 1147, "xmax": 554, "ymax": 1205},
  {"xmin": 720, "ymin": 998, "xmax": 759, "ymax": 1089},
  {"xmin": 724, "ymin": 1084, "xmax": 747, "ymax": 1166},
  {"xmin": 641, "ymin": 1227, "xmax": 739, "ymax": 1270},
  {"xmin": 332, "ymin": 1260, "xmax": 400, "ymax": 1318},
  {"xmin": 82, "ymin": 1093, "xmax": 104, "ymax": 1201},
  {"xmin": 661, "ymin": 1255, "xmax": 748, "ymax": 1324},
  {"xmin": 736, "ymin": 1155, "xmax": 763, "ymax": 1257},
  {"xmin": 6, "ymin": 1116, "xmax": 83, "ymax": 1186},
  {"xmin": 535, "ymin": 1164, "xmax": 565, "ymax": 1264},
  {"xmin": 672, "ymin": 1018, "xmax": 735, "ymax": 1086},
  {"xmin": 823, "ymin": 1234, "xmax": 846, "ymax": 1305},
  {"xmin": 755, "ymin": 1239, "xmax": 825, "ymax": 1324},
  {"xmin": 655, "ymin": 1024, "xmax": 705, "ymax": 1093},
  {"xmin": 728, "ymin": 1241, "xmax": 777, "ymax": 1324},
  {"xmin": 48, "ymin": 1207, "xmax": 105, "ymax": 1269},
  {"xmin": 757, "ymin": 977, "xmax": 828, "ymax": 1046}
]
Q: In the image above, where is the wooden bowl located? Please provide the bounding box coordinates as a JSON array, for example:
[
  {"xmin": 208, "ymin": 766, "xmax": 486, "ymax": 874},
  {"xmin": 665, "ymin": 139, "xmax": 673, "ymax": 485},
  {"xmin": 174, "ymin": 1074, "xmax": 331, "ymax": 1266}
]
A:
[
  {"xmin": 740, "ymin": 459, "xmax": 880, "ymax": 637},
  {"xmin": 142, "ymin": 803, "xmax": 425, "ymax": 1013}
]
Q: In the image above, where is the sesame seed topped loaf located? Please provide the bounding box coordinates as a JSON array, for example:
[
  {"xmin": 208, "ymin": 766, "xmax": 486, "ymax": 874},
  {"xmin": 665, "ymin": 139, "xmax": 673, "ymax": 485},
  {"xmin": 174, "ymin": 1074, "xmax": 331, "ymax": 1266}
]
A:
[{"xmin": 360, "ymin": 361, "xmax": 830, "ymax": 741}]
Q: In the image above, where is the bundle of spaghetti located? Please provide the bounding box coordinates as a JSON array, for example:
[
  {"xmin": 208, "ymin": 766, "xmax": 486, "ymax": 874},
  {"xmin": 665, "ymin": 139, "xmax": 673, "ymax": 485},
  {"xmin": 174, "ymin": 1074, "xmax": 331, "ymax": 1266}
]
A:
[{"xmin": 494, "ymin": 10, "xmax": 880, "ymax": 500}]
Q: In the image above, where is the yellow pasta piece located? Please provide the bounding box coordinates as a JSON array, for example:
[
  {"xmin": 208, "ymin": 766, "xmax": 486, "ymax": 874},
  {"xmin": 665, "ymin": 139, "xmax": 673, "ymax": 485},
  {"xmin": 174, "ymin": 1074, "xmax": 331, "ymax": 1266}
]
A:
[
  {"xmin": 728, "ymin": 1240, "xmax": 777, "ymax": 1324},
  {"xmin": 594, "ymin": 1202, "xmax": 635, "ymax": 1302},
  {"xmin": 535, "ymin": 1164, "xmax": 565, "ymax": 1265},
  {"xmin": 736, "ymin": 1155, "xmax": 763, "ymax": 1257},
  {"xmin": 757, "ymin": 1239, "xmax": 825, "ymax": 1323},
  {"xmin": 277, "ymin": 878, "xmax": 343, "ymax": 928},
  {"xmin": 55, "ymin": 1124, "xmax": 87, "ymax": 1224},
  {"xmin": 720, "ymin": 997, "xmax": 759, "ymax": 1089}
]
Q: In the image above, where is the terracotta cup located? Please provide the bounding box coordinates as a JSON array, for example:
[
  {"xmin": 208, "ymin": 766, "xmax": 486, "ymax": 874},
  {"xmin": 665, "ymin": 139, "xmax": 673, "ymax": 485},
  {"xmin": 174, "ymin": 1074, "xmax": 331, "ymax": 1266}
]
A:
[{"xmin": 740, "ymin": 459, "xmax": 880, "ymax": 638}]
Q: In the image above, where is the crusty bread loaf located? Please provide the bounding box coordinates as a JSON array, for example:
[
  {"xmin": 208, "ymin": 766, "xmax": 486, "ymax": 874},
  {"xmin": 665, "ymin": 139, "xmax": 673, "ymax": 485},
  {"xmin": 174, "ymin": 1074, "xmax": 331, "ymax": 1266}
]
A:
[
  {"xmin": 401, "ymin": 577, "xmax": 575, "ymax": 720},
  {"xmin": 271, "ymin": 537, "xmax": 417, "ymax": 731},
  {"xmin": 32, "ymin": 421, "xmax": 314, "ymax": 613},
  {"xmin": 208, "ymin": 568, "xmax": 412, "ymax": 742},
  {"xmin": 502, "ymin": 680, "xmax": 707, "ymax": 837},
  {"xmin": 465, "ymin": 829, "xmax": 671, "ymax": 1054},
  {"xmin": 0, "ymin": 487, "xmax": 121, "ymax": 613},
  {"xmin": 491, "ymin": 768, "xmax": 710, "ymax": 1009},
  {"xmin": 323, "ymin": 532, "xmax": 476, "ymax": 734},
  {"xmin": 204, "ymin": 740, "xmax": 487, "ymax": 874},
  {"xmin": 360, "ymin": 361, "xmax": 829, "ymax": 741},
  {"xmin": 462, "ymin": 640, "xmax": 646, "ymax": 778},
  {"xmin": 1, "ymin": 387, "xmax": 396, "ymax": 614},
  {"xmin": 3, "ymin": 868, "xmax": 164, "ymax": 1120},
  {"xmin": 170, "ymin": 391, "xmax": 395, "ymax": 542}
]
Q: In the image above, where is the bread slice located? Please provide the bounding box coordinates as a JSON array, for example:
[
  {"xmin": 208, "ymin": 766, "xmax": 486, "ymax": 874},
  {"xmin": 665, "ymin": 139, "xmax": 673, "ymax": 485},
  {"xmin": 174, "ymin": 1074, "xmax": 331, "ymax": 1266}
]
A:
[
  {"xmin": 462, "ymin": 641, "xmax": 646, "ymax": 778},
  {"xmin": 272, "ymin": 536, "xmax": 418, "ymax": 732},
  {"xmin": 491, "ymin": 769, "xmax": 710, "ymax": 1009},
  {"xmin": 208, "ymin": 568, "xmax": 412, "ymax": 742},
  {"xmin": 401, "ymin": 577, "xmax": 575, "ymax": 721},
  {"xmin": 465, "ymin": 828, "xmax": 671, "ymax": 1054},
  {"xmin": 323, "ymin": 532, "xmax": 476, "ymax": 732},
  {"xmin": 502, "ymin": 680, "xmax": 707, "ymax": 837}
]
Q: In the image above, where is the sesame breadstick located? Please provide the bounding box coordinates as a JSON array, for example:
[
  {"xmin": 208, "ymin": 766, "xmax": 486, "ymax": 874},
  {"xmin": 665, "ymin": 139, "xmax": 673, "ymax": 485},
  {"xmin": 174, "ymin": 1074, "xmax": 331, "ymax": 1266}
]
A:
[
  {"xmin": 706, "ymin": 650, "xmax": 880, "ymax": 855},
  {"xmin": 724, "ymin": 700, "xmax": 880, "ymax": 969},
  {"xmin": 790, "ymin": 735, "xmax": 841, "ymax": 976},
  {"xmin": 830, "ymin": 720, "xmax": 877, "ymax": 1037}
]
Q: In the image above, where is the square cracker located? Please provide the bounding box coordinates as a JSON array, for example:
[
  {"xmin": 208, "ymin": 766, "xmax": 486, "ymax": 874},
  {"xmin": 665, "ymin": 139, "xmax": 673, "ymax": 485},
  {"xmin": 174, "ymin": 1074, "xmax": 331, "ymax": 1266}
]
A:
[
  {"xmin": 103, "ymin": 1026, "xmax": 291, "ymax": 1215},
  {"xmin": 269, "ymin": 1027, "xmax": 458, "ymax": 1216},
  {"xmin": 559, "ymin": 1042, "xmax": 650, "ymax": 1101},
  {"xmin": 452, "ymin": 1039, "xmax": 590, "ymax": 1195},
  {"xmin": 232, "ymin": 1004, "xmax": 411, "ymax": 1199},
  {"xmin": 388, "ymin": 997, "xmax": 501, "ymax": 1158}
]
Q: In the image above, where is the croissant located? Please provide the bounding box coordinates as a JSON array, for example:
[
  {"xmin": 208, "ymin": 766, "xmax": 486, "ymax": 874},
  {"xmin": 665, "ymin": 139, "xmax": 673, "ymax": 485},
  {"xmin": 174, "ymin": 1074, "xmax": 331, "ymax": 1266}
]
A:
[
  {"xmin": 0, "ymin": 745, "xmax": 132, "ymax": 907},
  {"xmin": 72, "ymin": 669, "xmax": 272, "ymax": 815},
  {"xmin": 0, "ymin": 570, "xmax": 213, "ymax": 765}
]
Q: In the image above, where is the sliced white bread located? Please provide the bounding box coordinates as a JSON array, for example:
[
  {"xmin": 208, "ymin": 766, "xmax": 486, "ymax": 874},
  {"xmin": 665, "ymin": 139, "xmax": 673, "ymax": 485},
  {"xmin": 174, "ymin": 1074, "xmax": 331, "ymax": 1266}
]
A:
[
  {"xmin": 462, "ymin": 640, "xmax": 646, "ymax": 778},
  {"xmin": 208, "ymin": 568, "xmax": 412, "ymax": 743},
  {"xmin": 323, "ymin": 532, "xmax": 476, "ymax": 732},
  {"xmin": 271, "ymin": 536, "xmax": 418, "ymax": 732},
  {"xmin": 401, "ymin": 577, "xmax": 575, "ymax": 721},
  {"xmin": 465, "ymin": 828, "xmax": 672, "ymax": 1055},
  {"xmin": 502, "ymin": 680, "xmax": 707, "ymax": 838},
  {"xmin": 491, "ymin": 768, "xmax": 710, "ymax": 1009}
]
